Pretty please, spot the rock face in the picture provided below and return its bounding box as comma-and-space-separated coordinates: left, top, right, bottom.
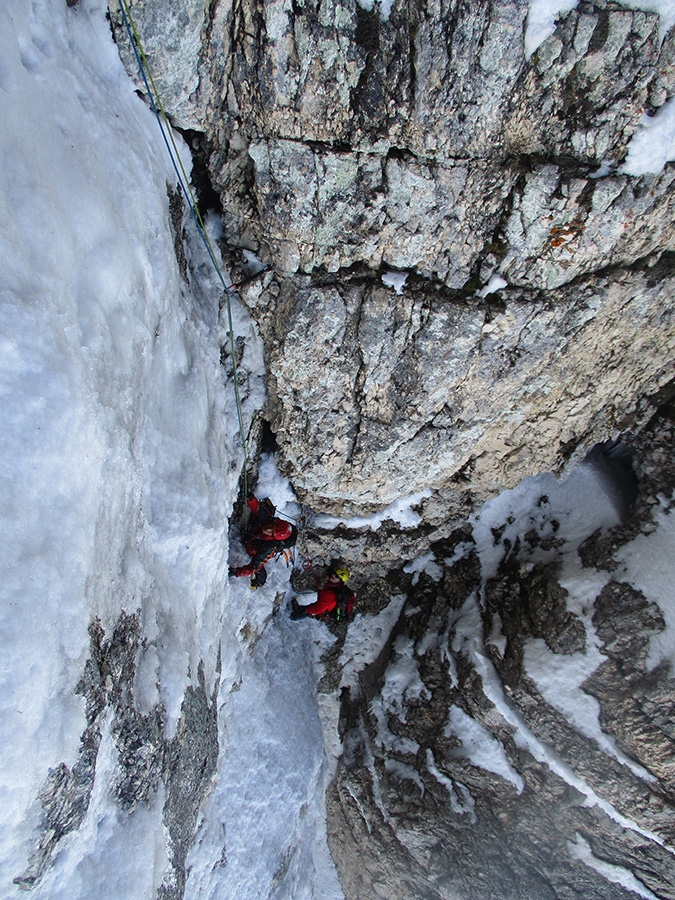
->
321, 400, 675, 900
111, 0, 675, 533
108, 4, 675, 899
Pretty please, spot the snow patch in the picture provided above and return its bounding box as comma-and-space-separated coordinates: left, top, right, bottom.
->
615, 497, 675, 674
356, 0, 396, 22
444, 541, 473, 567
616, 0, 675, 41
590, 159, 617, 179
470, 463, 620, 582
478, 274, 508, 297
312, 490, 431, 532
381, 269, 409, 294
241, 248, 267, 275
445, 705, 524, 793
371, 694, 420, 756
426, 750, 476, 820
526, 1, 673, 59
621, 99, 675, 177
385, 759, 425, 796
381, 634, 430, 722
525, 0, 579, 57
568, 834, 659, 900
340, 593, 407, 687
487, 612, 507, 656
456, 594, 670, 849
403, 552, 443, 585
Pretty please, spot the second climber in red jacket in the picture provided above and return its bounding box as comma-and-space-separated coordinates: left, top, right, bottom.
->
291, 567, 356, 621
229, 495, 297, 587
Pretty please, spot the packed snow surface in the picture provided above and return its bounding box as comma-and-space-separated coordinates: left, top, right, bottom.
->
621, 99, 675, 176
312, 489, 431, 531
0, 2, 340, 898
444, 706, 524, 794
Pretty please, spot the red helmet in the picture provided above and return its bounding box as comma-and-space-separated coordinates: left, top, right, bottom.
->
273, 519, 292, 541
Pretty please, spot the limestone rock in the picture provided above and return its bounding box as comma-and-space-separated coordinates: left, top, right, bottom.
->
246, 263, 675, 523
322, 402, 675, 900
112, 0, 675, 533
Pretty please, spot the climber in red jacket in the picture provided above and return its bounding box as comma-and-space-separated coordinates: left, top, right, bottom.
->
291, 567, 356, 622
229, 495, 297, 587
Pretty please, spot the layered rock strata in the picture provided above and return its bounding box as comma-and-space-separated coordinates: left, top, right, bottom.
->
112, 0, 675, 532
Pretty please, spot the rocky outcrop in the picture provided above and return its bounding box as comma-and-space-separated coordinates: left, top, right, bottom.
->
253, 259, 674, 519
322, 400, 675, 900
111, 0, 675, 536
104, 4, 675, 898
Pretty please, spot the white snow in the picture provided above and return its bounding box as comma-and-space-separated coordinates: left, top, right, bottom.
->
381, 634, 430, 721
464, 460, 669, 828
617, 1, 675, 40
524, 549, 656, 782
312, 489, 431, 531
487, 611, 507, 656
3, 0, 674, 895
568, 834, 660, 900
426, 749, 476, 819
478, 274, 508, 298
385, 759, 425, 796
444, 540, 473, 567
615, 497, 675, 674
525, 0, 579, 57
456, 595, 670, 850
339, 593, 407, 688
0, 2, 340, 898
381, 269, 409, 294
470, 462, 620, 581
356, 0, 396, 22
241, 248, 267, 275
621, 99, 675, 176
370, 694, 420, 756
525, 0, 674, 58
590, 159, 618, 179
403, 551, 443, 585
523, 628, 655, 781
444, 705, 525, 793
184, 615, 343, 900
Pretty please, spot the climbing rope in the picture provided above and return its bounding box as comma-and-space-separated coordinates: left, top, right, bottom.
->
115, 0, 251, 496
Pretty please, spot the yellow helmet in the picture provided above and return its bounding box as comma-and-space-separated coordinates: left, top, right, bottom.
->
334, 566, 349, 583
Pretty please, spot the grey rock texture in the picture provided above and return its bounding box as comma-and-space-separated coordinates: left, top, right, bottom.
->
251, 260, 674, 520
111, 0, 675, 536
321, 401, 675, 900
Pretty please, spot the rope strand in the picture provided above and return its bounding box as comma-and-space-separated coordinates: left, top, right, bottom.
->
116, 0, 250, 496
